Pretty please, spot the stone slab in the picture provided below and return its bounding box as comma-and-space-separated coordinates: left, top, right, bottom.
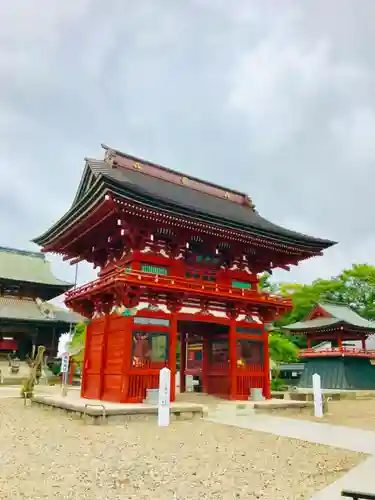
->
32, 393, 205, 424
254, 400, 313, 409
292, 389, 375, 401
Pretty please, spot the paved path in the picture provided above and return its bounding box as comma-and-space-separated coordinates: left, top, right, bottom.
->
208, 407, 375, 499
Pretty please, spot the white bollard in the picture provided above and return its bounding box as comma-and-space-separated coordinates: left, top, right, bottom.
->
158, 367, 171, 427
61, 352, 70, 397
312, 373, 323, 418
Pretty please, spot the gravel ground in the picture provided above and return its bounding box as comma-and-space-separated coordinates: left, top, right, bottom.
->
0, 399, 365, 500
259, 399, 375, 431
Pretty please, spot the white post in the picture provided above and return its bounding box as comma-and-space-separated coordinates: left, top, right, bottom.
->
158, 367, 171, 427
312, 373, 323, 418
61, 352, 70, 397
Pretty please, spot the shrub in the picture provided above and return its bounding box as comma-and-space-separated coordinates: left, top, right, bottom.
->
271, 378, 287, 392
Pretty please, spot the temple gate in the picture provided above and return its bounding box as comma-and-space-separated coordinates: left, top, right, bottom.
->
33, 144, 335, 403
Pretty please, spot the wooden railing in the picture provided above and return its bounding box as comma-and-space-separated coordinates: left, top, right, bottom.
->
65, 269, 292, 308
341, 490, 375, 499
300, 347, 375, 359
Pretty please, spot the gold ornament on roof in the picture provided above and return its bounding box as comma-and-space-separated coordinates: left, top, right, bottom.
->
104, 149, 116, 164
224, 191, 230, 199
244, 195, 255, 211
180, 176, 188, 185
133, 162, 142, 170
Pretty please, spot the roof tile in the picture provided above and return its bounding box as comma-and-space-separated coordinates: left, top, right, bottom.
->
0, 247, 72, 288
0, 296, 82, 324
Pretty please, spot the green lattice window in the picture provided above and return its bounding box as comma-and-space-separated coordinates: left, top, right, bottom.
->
141, 264, 168, 275
186, 270, 215, 282
236, 327, 263, 335
232, 280, 253, 289
195, 255, 220, 265
123, 265, 132, 274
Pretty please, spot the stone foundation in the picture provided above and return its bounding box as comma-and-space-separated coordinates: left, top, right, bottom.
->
32, 395, 205, 425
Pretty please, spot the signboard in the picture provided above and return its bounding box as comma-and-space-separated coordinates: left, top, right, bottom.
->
312, 373, 323, 418
61, 352, 70, 374
158, 367, 171, 427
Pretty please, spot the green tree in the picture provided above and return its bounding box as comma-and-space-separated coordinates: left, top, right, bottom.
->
269, 333, 298, 364
277, 264, 375, 324
67, 322, 87, 364
333, 264, 375, 320
258, 272, 279, 292
277, 279, 343, 325
271, 264, 375, 348
269, 333, 299, 391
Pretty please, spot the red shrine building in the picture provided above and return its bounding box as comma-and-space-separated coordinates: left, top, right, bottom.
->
33, 145, 335, 403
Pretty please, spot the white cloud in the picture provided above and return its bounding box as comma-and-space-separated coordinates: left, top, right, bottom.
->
330, 107, 375, 165
228, 31, 368, 152
0, 0, 91, 42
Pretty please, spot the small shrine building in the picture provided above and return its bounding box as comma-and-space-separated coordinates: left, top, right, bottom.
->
0, 246, 81, 359
33, 144, 335, 402
284, 302, 375, 390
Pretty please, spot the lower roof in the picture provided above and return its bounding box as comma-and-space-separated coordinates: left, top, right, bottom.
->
283, 302, 375, 332
0, 296, 82, 325
283, 317, 341, 330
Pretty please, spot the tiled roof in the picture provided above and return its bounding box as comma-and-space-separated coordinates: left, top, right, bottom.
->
0, 296, 82, 324
33, 146, 336, 252
283, 302, 375, 331
317, 302, 375, 328
283, 317, 339, 330
0, 247, 72, 288
89, 159, 336, 248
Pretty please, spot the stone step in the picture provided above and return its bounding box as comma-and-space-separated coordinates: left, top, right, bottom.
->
210, 401, 256, 417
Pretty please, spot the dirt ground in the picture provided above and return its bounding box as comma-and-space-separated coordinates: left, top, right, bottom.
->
0, 399, 365, 500
259, 399, 375, 430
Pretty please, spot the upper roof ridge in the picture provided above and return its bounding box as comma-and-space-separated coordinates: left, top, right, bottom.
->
100, 143, 256, 210
318, 300, 351, 308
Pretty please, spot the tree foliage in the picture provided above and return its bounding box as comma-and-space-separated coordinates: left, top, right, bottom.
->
258, 273, 279, 293
335, 264, 375, 319
269, 333, 298, 364
67, 322, 87, 364
268, 264, 375, 349
277, 265, 375, 323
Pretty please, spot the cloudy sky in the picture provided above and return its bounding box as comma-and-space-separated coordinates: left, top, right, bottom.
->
1, 0, 374, 304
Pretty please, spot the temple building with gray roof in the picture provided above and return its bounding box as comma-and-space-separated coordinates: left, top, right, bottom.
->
0, 246, 82, 359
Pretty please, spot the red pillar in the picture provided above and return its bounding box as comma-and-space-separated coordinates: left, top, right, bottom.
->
180, 331, 186, 393
263, 328, 271, 399
120, 316, 134, 403
362, 337, 367, 351
169, 311, 178, 402
229, 318, 237, 400
98, 314, 110, 399
81, 321, 92, 398
337, 331, 343, 351
202, 334, 210, 393
68, 361, 76, 385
